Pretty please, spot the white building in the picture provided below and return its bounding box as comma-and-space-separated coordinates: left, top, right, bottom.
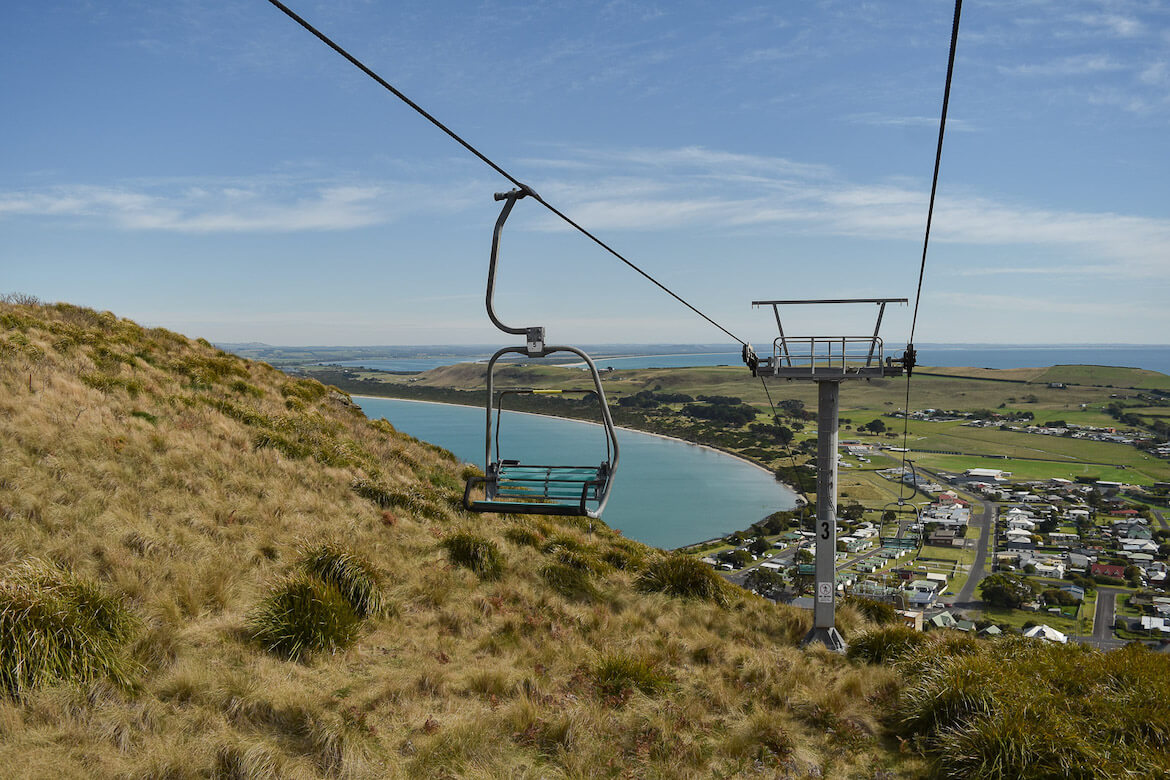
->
1023, 624, 1068, 643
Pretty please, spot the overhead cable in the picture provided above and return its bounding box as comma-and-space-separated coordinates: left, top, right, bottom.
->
909, 0, 962, 344
265, 0, 747, 347
900, 0, 962, 501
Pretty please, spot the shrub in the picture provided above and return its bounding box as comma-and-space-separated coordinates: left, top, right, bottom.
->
281, 378, 328, 403
540, 563, 597, 602
592, 652, 671, 700
935, 701, 1104, 780
845, 596, 900, 625
601, 546, 645, 571
504, 525, 544, 548
300, 544, 385, 618
0, 559, 139, 697
441, 532, 503, 580
351, 479, 448, 520
229, 379, 264, 398
249, 575, 362, 661
635, 554, 729, 605
549, 547, 605, 575
847, 625, 927, 665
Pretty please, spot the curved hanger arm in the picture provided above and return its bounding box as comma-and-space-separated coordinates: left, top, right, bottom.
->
485, 187, 545, 353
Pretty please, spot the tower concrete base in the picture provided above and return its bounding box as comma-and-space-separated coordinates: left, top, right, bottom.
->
800, 626, 847, 654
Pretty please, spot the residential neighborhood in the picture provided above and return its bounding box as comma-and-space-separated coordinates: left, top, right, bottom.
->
694, 445, 1170, 649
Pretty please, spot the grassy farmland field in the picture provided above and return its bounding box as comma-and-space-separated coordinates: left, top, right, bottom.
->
311, 359, 1170, 487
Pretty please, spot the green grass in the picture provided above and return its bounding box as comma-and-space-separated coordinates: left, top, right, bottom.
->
591, 651, 672, 700
248, 574, 362, 661
893, 638, 1170, 778
1036, 364, 1170, 391
441, 531, 504, 580
1, 559, 140, 697
539, 562, 598, 602
979, 605, 1087, 635
299, 543, 386, 618
915, 544, 974, 564
847, 625, 928, 664
635, 553, 731, 605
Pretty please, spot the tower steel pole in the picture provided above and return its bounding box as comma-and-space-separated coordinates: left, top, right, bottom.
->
802, 379, 847, 652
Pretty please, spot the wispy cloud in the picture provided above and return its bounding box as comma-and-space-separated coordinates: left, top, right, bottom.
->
845, 113, 977, 132
1140, 61, 1169, 87
931, 291, 1158, 318
5, 145, 1169, 282
0, 177, 478, 233
999, 54, 1124, 77
1073, 13, 1143, 39
521, 146, 1170, 280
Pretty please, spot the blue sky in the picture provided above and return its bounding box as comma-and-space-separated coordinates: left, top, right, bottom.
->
2, 1, 1168, 346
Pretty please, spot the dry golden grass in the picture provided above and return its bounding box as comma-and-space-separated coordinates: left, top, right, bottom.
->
0, 299, 932, 777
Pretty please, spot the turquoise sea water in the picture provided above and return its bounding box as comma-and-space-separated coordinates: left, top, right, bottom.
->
355, 397, 798, 550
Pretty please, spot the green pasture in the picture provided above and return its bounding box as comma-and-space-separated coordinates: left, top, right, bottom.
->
915, 544, 975, 564
355, 360, 1170, 485
909, 453, 1149, 484
980, 605, 1090, 636
1035, 364, 1170, 391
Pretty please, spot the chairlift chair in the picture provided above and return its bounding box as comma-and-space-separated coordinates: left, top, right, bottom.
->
877, 500, 924, 551
461, 188, 619, 519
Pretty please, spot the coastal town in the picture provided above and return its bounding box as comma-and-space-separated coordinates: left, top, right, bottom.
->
698, 444, 1170, 649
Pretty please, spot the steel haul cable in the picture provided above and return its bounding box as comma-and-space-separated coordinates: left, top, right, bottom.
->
898, 0, 963, 502
758, 375, 811, 503
265, 0, 747, 348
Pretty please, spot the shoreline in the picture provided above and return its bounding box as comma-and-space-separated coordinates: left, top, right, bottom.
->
351, 394, 805, 549
351, 394, 795, 486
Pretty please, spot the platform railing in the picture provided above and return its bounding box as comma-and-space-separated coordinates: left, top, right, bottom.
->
766, 335, 886, 376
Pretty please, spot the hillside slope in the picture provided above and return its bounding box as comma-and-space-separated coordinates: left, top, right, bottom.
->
4, 299, 1169, 779
0, 300, 918, 777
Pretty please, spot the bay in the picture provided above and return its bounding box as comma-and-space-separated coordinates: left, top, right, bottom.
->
354, 397, 798, 550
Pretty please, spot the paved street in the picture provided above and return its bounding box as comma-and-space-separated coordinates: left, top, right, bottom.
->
955, 491, 995, 608
1075, 587, 1127, 650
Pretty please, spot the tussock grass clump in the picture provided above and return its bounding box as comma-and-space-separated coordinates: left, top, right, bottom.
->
79, 372, 144, 398
441, 532, 503, 580
503, 524, 544, 548
248, 575, 361, 661
847, 625, 927, 665
723, 710, 795, 762
540, 562, 598, 602
591, 651, 671, 700
351, 478, 449, 520
894, 636, 1170, 778
844, 595, 900, 625
281, 377, 329, 403
635, 553, 730, 605
548, 546, 606, 575
299, 543, 385, 618
0, 558, 139, 697
601, 544, 645, 571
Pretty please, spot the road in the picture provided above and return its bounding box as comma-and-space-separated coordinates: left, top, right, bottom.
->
955, 491, 996, 608
912, 465, 994, 609
1076, 586, 1127, 650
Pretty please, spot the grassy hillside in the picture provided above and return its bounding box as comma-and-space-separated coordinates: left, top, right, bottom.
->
2, 299, 1168, 779
0, 300, 914, 777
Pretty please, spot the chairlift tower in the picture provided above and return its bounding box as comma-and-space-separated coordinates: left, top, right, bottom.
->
745, 298, 910, 652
